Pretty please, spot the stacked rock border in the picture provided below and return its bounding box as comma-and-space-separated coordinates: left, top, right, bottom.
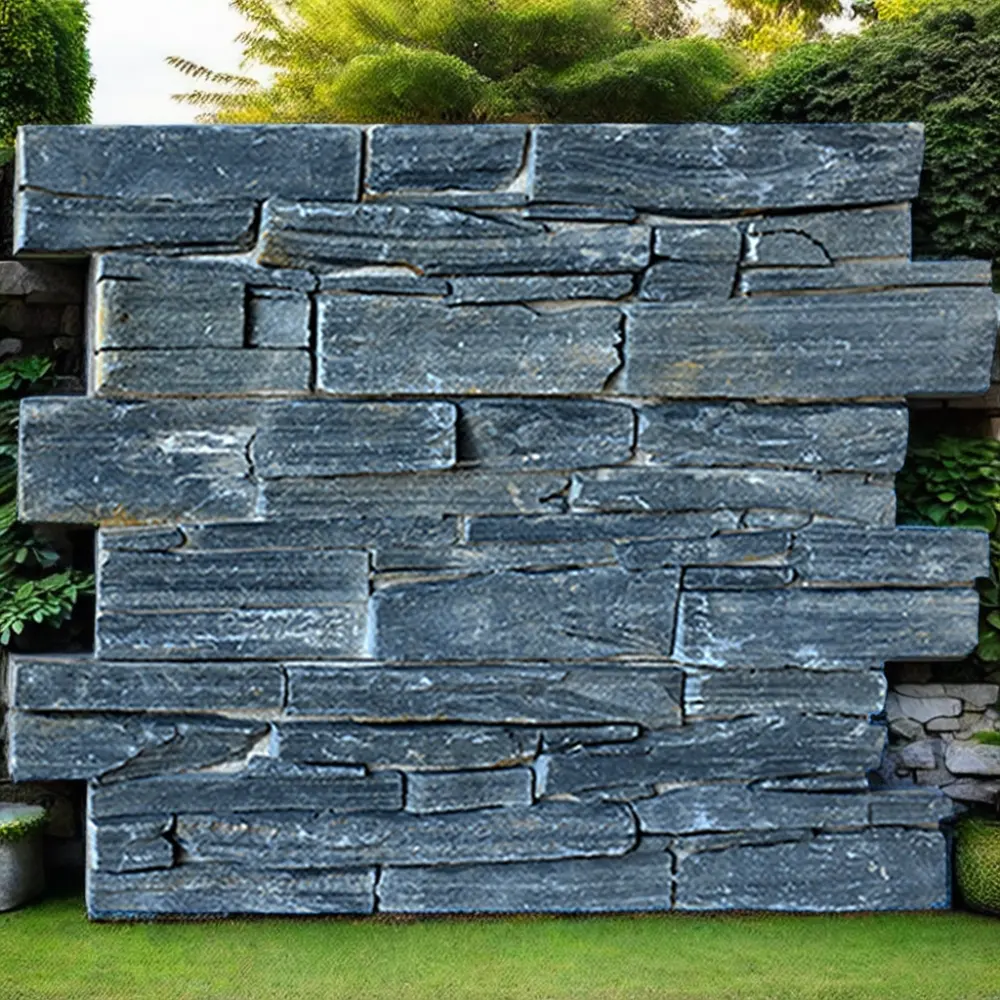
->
6, 122, 998, 919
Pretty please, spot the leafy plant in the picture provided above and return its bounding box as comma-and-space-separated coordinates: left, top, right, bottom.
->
973, 731, 1000, 746
0, 356, 92, 647
0, 806, 46, 845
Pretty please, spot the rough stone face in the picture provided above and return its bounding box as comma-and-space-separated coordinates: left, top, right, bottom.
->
374, 541, 616, 573
741, 259, 991, 295
653, 224, 743, 262
465, 511, 740, 544
89, 818, 174, 873
944, 741, 1000, 776
318, 269, 449, 296
405, 769, 534, 814
248, 289, 311, 348
447, 274, 633, 304
868, 789, 955, 827
639, 262, 736, 301
615, 530, 791, 572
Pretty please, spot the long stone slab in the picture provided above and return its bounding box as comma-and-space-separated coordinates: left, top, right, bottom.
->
621, 289, 997, 398
405, 769, 534, 814
447, 274, 633, 304
8, 658, 284, 712
639, 261, 736, 302
536, 716, 886, 795
636, 403, 908, 472
87, 866, 376, 918
673, 829, 948, 911
372, 568, 680, 661
615, 530, 791, 572
96, 606, 369, 661
465, 511, 740, 544
378, 853, 672, 913
285, 664, 683, 728
175, 802, 637, 868
317, 296, 622, 396
458, 399, 633, 470
530, 124, 924, 212
675, 588, 980, 667
570, 468, 896, 526
741, 259, 991, 295
7, 712, 268, 782
93, 252, 318, 292
374, 541, 617, 573
89, 818, 175, 873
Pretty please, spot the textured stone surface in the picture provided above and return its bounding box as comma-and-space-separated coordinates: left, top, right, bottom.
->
944, 741, 1000, 776
867, 789, 955, 827
615, 530, 791, 571
639, 262, 736, 302
621, 289, 997, 398
653, 223, 743, 262
374, 541, 616, 573
317, 296, 622, 396
447, 274, 633, 304
741, 259, 990, 295
318, 268, 449, 295
248, 289, 311, 348
465, 511, 740, 544
405, 769, 534, 814
89, 818, 174, 873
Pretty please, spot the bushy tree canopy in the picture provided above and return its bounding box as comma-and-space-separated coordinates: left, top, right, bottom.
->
722, 0, 1000, 282
171, 0, 742, 123
0, 0, 93, 148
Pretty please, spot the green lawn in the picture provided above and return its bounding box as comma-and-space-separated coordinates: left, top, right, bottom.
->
1, 890, 998, 1000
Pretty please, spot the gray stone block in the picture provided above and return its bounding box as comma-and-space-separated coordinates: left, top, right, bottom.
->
14, 189, 257, 254
248, 289, 311, 348
93, 252, 317, 292
405, 769, 534, 814
675, 588, 980, 667
19, 398, 256, 524
176, 801, 636, 868
615, 530, 791, 572
636, 403, 909, 472
252, 400, 456, 478
318, 268, 450, 295
17, 124, 363, 201
9, 657, 284, 713
259, 200, 650, 275
276, 722, 541, 770
458, 399, 633, 470
741, 259, 991, 295
447, 274, 633, 305
639, 262, 736, 301
96, 606, 369, 661
530, 124, 924, 211
570, 468, 895, 526
541, 726, 640, 752
8, 712, 268, 782
378, 853, 672, 913
89, 767, 404, 820
523, 203, 638, 222
95, 349, 311, 397
673, 829, 948, 911
89, 818, 174, 873
621, 289, 998, 398
634, 785, 869, 835
682, 567, 793, 590
536, 716, 885, 795
374, 541, 616, 573
317, 296, 621, 396
285, 664, 683, 728
465, 511, 740, 544
87, 866, 376, 918
373, 567, 680, 661
868, 789, 955, 827
100, 528, 190, 552
98, 547, 370, 610
366, 125, 527, 193
653, 223, 743, 262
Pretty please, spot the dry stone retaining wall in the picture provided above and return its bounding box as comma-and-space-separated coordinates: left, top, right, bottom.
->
5, 122, 997, 919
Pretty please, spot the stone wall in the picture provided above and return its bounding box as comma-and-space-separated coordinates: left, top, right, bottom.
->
6, 123, 997, 919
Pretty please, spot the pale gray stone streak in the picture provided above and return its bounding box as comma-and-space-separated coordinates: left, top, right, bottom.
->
524, 203, 638, 222
89, 817, 176, 873
741, 259, 991, 295
682, 567, 794, 590
318, 269, 449, 295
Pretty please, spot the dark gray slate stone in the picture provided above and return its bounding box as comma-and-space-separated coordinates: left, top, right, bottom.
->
87, 866, 376, 918
373, 567, 680, 661
615, 530, 791, 572
98, 547, 370, 610
636, 403, 909, 472
95, 274, 246, 349
318, 268, 450, 296
537, 716, 886, 795
378, 853, 672, 913
18, 398, 256, 524
276, 722, 541, 770
570, 468, 896, 526
366, 125, 527, 193
248, 289, 311, 348
530, 124, 924, 212
639, 262, 736, 301
673, 829, 948, 911
176, 801, 637, 868
96, 528, 187, 552
259, 200, 650, 275
653, 224, 743, 262
14, 190, 257, 254
682, 567, 793, 590
789, 525, 989, 586
541, 726, 640, 752
96, 606, 369, 661
684, 667, 886, 719
262, 470, 571, 520
675, 588, 980, 667
405, 769, 534, 814
743, 206, 912, 263
317, 296, 621, 396
447, 275, 633, 305
8, 712, 268, 782
740, 259, 991, 295
634, 785, 869, 835
868, 789, 955, 827
95, 349, 311, 397
523, 203, 637, 222
90, 818, 175, 873
374, 540, 616, 573
465, 510, 740, 544
17, 125, 363, 202
9, 657, 284, 712
285, 664, 683, 728
458, 400, 633, 470
621, 289, 998, 398
89, 768, 403, 820
94, 252, 317, 292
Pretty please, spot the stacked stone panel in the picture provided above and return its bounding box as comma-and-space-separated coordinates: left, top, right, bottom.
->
7, 122, 996, 918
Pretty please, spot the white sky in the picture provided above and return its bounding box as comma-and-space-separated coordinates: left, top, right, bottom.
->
88, 1, 856, 125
